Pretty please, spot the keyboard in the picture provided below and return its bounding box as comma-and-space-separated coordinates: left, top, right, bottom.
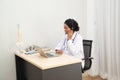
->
46, 53, 55, 57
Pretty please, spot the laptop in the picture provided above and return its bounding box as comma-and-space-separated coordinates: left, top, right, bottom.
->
35, 45, 59, 58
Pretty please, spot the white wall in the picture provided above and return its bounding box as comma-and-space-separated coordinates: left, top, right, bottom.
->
0, 0, 87, 80
86, 0, 99, 76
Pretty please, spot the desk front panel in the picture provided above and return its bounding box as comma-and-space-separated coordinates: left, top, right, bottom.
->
15, 54, 82, 80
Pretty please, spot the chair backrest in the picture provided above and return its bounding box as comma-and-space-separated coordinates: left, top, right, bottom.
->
83, 39, 93, 71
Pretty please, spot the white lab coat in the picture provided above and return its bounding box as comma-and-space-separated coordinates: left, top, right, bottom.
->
55, 32, 85, 68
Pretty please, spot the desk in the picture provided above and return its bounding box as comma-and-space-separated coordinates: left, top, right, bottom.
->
15, 53, 82, 80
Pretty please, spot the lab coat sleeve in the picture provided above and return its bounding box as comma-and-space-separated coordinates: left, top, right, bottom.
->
55, 36, 65, 50
67, 37, 84, 59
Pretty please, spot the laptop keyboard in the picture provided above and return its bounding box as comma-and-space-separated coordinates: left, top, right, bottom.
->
46, 53, 54, 57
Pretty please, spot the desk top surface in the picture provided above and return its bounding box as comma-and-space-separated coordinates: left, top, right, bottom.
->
15, 53, 81, 70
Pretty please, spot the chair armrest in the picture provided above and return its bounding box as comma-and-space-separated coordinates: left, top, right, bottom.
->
89, 57, 94, 59
82, 57, 94, 60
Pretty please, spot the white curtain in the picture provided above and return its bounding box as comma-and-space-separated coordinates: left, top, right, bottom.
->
95, 0, 120, 80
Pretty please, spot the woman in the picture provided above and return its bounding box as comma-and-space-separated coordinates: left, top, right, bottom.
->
55, 18, 84, 68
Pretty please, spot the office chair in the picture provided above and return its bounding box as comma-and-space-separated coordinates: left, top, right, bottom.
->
82, 39, 93, 73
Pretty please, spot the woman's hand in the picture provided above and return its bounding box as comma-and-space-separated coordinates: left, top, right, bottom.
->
67, 31, 73, 40
55, 50, 62, 55
67, 33, 73, 40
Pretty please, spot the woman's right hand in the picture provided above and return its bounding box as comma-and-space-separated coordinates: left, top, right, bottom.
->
55, 50, 62, 55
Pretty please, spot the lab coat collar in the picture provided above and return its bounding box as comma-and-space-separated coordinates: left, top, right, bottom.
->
65, 31, 78, 41
71, 32, 78, 40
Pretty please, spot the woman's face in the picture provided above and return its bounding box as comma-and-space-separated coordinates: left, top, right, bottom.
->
64, 24, 72, 34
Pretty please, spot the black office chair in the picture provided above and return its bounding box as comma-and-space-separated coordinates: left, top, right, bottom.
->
82, 39, 93, 73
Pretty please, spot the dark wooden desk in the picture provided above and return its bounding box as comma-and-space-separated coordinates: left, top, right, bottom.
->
15, 53, 82, 80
